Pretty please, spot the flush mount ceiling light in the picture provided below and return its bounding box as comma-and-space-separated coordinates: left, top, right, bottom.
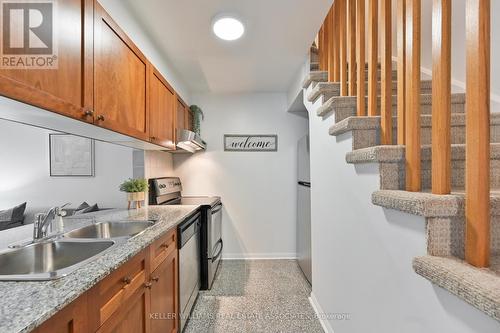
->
212, 16, 245, 41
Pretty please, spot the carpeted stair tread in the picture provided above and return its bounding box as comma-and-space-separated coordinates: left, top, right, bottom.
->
317, 92, 466, 118
330, 113, 500, 150
413, 255, 500, 322
346, 143, 500, 164
302, 71, 328, 88
371, 189, 500, 217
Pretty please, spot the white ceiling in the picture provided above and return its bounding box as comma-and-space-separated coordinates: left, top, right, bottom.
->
124, 0, 332, 93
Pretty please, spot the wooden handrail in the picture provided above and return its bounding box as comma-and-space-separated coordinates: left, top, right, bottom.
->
356, 0, 366, 116
380, 0, 393, 145
405, 0, 421, 192
367, 0, 378, 116
465, 0, 490, 268
347, 0, 357, 96
432, 0, 452, 195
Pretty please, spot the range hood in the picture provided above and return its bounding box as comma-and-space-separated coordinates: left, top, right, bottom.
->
175, 129, 206, 153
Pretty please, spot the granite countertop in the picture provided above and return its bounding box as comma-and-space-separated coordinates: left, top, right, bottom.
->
0, 205, 199, 333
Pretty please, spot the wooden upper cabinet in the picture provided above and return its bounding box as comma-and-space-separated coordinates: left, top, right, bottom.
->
34, 293, 88, 333
0, 0, 94, 123
185, 105, 193, 132
149, 67, 176, 149
94, 1, 149, 141
176, 97, 186, 132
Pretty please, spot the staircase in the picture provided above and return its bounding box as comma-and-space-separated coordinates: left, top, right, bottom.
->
304, 0, 500, 325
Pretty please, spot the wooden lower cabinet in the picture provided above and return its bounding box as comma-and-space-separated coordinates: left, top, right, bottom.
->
35, 229, 179, 333
96, 285, 150, 333
150, 248, 178, 333
34, 294, 88, 333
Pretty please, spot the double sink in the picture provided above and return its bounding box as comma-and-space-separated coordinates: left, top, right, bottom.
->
0, 220, 155, 281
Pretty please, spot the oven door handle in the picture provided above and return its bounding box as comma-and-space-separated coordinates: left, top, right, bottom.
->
209, 239, 223, 262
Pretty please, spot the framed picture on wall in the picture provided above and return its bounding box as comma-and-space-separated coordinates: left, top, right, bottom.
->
49, 134, 95, 177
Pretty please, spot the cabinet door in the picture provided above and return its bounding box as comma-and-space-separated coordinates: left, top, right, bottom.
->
185, 105, 193, 132
35, 294, 88, 333
0, 0, 94, 123
176, 97, 186, 132
97, 285, 150, 333
150, 248, 178, 333
149, 67, 175, 149
94, 1, 149, 141
87, 249, 149, 332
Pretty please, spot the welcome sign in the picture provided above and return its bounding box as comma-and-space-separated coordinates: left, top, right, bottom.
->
224, 135, 278, 152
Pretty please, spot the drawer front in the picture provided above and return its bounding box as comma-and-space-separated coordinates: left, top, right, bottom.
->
89, 249, 149, 329
150, 228, 177, 271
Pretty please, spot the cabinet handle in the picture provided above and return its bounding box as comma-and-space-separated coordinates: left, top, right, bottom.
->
122, 276, 132, 285
162, 243, 169, 249
144, 282, 152, 289
83, 109, 94, 117
97, 115, 105, 121
151, 277, 160, 282
150, 136, 156, 141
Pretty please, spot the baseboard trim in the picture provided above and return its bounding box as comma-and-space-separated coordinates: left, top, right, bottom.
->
221, 253, 297, 260
309, 292, 334, 333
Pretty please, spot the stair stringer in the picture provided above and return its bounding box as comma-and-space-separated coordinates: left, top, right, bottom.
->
303, 83, 500, 332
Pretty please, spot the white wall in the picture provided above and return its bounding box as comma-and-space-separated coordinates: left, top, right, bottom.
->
304, 87, 500, 332
0, 120, 133, 216
173, 93, 308, 259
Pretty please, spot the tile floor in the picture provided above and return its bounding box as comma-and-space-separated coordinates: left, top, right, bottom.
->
184, 260, 324, 333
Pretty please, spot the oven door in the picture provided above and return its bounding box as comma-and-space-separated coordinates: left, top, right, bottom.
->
207, 203, 223, 288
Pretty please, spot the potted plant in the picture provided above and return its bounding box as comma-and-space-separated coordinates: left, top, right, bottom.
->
189, 105, 204, 136
119, 178, 148, 209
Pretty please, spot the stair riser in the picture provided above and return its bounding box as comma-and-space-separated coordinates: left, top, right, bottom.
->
350, 123, 500, 150
333, 98, 465, 123
426, 216, 500, 259
378, 159, 500, 191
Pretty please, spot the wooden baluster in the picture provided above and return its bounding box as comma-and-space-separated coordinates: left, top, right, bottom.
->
318, 26, 324, 70
322, 19, 329, 70
432, 0, 451, 194
397, 0, 406, 144
328, 6, 336, 82
340, 0, 348, 95
465, 0, 490, 268
405, 0, 421, 191
323, 9, 331, 78
334, 3, 341, 81
381, 0, 393, 145
356, 0, 366, 116
368, 0, 378, 115
348, 0, 357, 96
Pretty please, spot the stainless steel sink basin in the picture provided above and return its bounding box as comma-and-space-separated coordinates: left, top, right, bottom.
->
63, 221, 155, 239
0, 240, 115, 281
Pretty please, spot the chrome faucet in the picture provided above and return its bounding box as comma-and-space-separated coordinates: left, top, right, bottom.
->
33, 203, 70, 241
